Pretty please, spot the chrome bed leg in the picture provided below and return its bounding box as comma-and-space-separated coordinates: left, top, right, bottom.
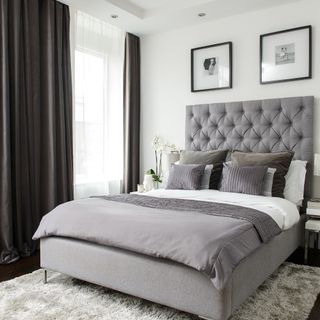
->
199, 316, 213, 320
43, 269, 48, 284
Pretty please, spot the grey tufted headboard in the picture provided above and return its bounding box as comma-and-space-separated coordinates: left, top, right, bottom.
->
186, 96, 314, 200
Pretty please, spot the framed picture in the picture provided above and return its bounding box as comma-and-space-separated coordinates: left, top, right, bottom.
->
260, 25, 312, 84
191, 42, 232, 92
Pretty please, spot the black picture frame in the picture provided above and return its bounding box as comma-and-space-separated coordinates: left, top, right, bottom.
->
191, 42, 232, 92
260, 25, 312, 85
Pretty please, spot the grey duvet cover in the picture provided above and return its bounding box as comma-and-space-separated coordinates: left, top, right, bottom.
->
33, 195, 281, 289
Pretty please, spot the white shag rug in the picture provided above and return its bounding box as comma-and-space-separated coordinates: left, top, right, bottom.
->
0, 263, 319, 320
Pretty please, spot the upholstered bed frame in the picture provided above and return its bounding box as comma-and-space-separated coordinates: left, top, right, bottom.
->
185, 96, 314, 202
41, 96, 314, 320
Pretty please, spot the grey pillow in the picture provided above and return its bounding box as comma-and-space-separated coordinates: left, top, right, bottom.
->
219, 164, 268, 195
180, 150, 228, 190
166, 164, 205, 190
224, 162, 276, 197
180, 150, 228, 165
230, 151, 294, 198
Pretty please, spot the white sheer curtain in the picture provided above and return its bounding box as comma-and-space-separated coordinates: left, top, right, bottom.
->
71, 11, 125, 198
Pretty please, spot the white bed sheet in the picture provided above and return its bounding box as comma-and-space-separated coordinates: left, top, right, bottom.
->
138, 189, 300, 230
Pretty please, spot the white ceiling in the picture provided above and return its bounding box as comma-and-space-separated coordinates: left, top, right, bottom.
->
61, 0, 303, 35
123, 0, 212, 13
126, 0, 173, 11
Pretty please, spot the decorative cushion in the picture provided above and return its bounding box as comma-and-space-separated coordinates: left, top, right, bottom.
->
230, 151, 294, 198
166, 164, 205, 190
200, 165, 214, 189
225, 162, 276, 197
262, 168, 276, 197
209, 163, 224, 189
219, 164, 268, 195
179, 150, 228, 165
284, 160, 307, 206
180, 150, 228, 190
166, 161, 212, 189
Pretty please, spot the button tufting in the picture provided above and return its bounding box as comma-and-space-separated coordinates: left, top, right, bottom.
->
187, 99, 309, 162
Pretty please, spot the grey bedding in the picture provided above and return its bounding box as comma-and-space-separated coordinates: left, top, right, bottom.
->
33, 195, 281, 289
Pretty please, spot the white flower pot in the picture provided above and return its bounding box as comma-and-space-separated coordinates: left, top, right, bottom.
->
143, 174, 154, 192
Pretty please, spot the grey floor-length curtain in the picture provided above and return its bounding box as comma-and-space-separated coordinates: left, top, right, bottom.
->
123, 33, 140, 193
0, 0, 73, 264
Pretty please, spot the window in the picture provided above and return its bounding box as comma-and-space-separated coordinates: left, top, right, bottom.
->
75, 50, 105, 185
72, 11, 125, 198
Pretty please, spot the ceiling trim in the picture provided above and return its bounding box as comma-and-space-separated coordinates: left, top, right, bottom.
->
106, 0, 144, 18
60, 0, 304, 35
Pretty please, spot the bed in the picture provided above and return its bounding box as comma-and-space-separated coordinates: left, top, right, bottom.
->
37, 96, 313, 320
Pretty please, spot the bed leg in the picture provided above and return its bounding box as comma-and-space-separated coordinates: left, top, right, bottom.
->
199, 316, 213, 320
43, 269, 48, 284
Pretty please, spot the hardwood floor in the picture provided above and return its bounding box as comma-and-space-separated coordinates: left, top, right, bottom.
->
308, 293, 320, 320
0, 249, 319, 319
0, 251, 40, 283
287, 247, 320, 267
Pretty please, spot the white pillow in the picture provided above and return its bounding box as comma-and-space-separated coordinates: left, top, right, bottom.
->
284, 160, 307, 206
262, 168, 276, 197
200, 165, 214, 189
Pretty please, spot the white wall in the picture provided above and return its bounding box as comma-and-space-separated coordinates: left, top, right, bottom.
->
140, 0, 320, 194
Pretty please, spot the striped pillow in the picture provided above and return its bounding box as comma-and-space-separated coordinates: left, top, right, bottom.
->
166, 164, 205, 190
219, 164, 268, 195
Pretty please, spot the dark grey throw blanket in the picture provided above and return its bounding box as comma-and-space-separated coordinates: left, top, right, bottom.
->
33, 194, 281, 289
98, 195, 280, 243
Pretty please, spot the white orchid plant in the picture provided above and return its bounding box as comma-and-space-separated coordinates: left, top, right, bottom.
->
147, 136, 176, 184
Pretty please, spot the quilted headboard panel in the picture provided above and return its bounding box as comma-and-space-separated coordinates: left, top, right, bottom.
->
186, 96, 314, 199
